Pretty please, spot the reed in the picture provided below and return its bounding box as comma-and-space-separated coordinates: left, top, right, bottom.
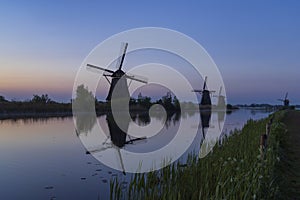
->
110, 111, 287, 199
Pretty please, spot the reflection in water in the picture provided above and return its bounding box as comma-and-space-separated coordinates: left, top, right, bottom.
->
217, 110, 226, 131
82, 113, 148, 174
198, 108, 228, 158
75, 113, 97, 136
75, 109, 224, 170
0, 108, 274, 199
106, 113, 130, 148
200, 109, 211, 138
217, 110, 226, 145
0, 116, 70, 125
130, 112, 150, 126
198, 108, 214, 158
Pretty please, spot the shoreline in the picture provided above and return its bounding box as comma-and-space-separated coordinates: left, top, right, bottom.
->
110, 110, 293, 199
0, 112, 73, 120
0, 108, 234, 120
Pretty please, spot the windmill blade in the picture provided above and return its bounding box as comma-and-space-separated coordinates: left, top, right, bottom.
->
285, 92, 288, 100
203, 76, 207, 90
116, 42, 128, 70
86, 145, 111, 154
192, 89, 215, 94
125, 136, 147, 144
115, 147, 126, 175
219, 86, 223, 96
87, 64, 114, 74
125, 75, 148, 84
192, 89, 203, 93
125, 72, 148, 84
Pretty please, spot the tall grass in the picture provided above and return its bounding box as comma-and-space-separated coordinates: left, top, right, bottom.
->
110, 111, 287, 199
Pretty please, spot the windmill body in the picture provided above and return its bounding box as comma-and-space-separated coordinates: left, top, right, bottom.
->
192, 76, 215, 108
106, 69, 129, 101
200, 90, 212, 106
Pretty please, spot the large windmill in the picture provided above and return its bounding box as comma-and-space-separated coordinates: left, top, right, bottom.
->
192, 76, 215, 107
87, 43, 147, 102
277, 92, 289, 106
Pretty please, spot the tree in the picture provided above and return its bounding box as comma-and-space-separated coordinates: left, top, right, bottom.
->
161, 92, 175, 111
0, 95, 8, 102
173, 96, 180, 110
73, 84, 96, 112
31, 94, 51, 104
136, 93, 152, 109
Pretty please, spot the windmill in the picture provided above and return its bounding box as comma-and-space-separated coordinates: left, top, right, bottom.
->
192, 76, 215, 107
87, 43, 147, 102
213, 86, 226, 109
277, 92, 289, 106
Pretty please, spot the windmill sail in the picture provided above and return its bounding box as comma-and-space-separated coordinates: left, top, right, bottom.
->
86, 42, 147, 102
116, 43, 128, 70
277, 92, 290, 106
87, 64, 114, 74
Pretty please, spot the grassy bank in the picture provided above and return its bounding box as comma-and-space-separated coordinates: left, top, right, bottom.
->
110, 111, 288, 199
275, 110, 300, 199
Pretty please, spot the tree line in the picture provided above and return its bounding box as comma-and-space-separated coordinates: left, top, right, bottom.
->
0, 84, 192, 115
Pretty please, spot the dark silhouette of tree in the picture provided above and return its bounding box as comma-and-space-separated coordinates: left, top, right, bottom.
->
173, 95, 180, 111
73, 84, 96, 112
31, 94, 52, 104
137, 92, 152, 109
129, 97, 137, 105
0, 96, 8, 102
159, 92, 175, 111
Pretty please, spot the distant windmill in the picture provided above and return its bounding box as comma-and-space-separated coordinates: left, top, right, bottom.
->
192, 76, 215, 107
213, 86, 226, 108
87, 43, 147, 102
277, 92, 289, 106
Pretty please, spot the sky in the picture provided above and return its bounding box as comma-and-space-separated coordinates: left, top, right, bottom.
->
0, 0, 299, 104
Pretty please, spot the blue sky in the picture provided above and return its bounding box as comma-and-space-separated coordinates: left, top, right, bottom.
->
0, 0, 299, 104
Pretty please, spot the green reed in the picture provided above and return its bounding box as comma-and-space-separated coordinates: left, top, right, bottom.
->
110, 111, 287, 200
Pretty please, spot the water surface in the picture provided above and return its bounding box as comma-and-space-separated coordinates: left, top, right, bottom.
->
0, 108, 271, 199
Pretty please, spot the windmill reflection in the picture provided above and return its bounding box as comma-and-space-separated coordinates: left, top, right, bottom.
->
217, 110, 225, 131
106, 113, 130, 148
85, 113, 147, 175
200, 109, 212, 139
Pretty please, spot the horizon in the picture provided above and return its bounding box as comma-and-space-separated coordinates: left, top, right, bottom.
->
1, 91, 298, 107
1, 1, 300, 104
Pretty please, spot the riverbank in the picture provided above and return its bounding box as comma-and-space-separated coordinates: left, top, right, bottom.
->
110, 110, 291, 199
276, 110, 300, 199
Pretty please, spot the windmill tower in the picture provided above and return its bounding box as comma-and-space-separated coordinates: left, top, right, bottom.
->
214, 86, 226, 109
192, 76, 215, 107
87, 43, 147, 102
278, 92, 289, 106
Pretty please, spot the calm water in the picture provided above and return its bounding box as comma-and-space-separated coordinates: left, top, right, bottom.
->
0, 109, 271, 199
